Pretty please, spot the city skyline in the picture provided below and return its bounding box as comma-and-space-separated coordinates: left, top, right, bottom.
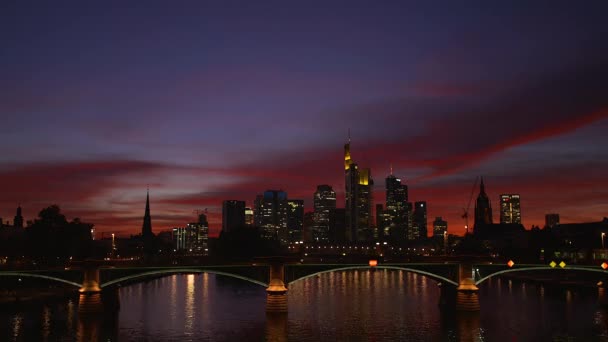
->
1, 2, 607, 236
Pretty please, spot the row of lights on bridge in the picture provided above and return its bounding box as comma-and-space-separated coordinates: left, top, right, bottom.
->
507, 259, 608, 270
296, 245, 433, 252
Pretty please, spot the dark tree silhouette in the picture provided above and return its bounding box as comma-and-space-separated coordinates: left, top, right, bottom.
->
26, 205, 98, 262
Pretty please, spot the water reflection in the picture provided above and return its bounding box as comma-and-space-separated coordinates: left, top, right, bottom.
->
41, 306, 50, 341
2, 271, 608, 341
184, 274, 195, 334
77, 310, 119, 342
12, 313, 23, 340
456, 313, 483, 342
266, 313, 288, 342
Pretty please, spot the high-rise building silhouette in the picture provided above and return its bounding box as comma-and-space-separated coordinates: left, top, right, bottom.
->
385, 173, 408, 241
545, 213, 560, 228
13, 205, 23, 228
287, 199, 304, 242
474, 177, 493, 231
344, 136, 374, 242
303, 211, 315, 243
244, 207, 254, 227
499, 194, 521, 224
142, 190, 153, 237
376, 203, 387, 237
254, 190, 289, 244
405, 202, 414, 240
413, 201, 427, 239
222, 200, 246, 233
313, 185, 336, 243
330, 208, 347, 243
173, 214, 208, 255
433, 217, 448, 237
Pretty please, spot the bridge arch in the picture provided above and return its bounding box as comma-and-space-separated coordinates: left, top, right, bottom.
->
287, 265, 459, 286
100, 268, 268, 288
0, 272, 82, 288
475, 266, 608, 286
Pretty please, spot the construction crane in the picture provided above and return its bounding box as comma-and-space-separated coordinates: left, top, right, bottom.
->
461, 176, 479, 235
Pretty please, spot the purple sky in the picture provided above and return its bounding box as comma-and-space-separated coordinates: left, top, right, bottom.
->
1, 1, 607, 237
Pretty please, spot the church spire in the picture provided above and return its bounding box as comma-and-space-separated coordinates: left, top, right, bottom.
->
480, 176, 485, 194
142, 188, 152, 237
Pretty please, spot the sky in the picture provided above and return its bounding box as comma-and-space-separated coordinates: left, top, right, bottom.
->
1, 1, 607, 237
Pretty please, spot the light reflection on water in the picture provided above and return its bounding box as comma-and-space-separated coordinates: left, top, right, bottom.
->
1, 270, 608, 341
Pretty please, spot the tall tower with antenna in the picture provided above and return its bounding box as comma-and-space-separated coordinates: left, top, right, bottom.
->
344, 130, 374, 242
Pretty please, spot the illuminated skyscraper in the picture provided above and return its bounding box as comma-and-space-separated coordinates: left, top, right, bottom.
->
385, 173, 408, 241
254, 190, 288, 244
313, 185, 336, 242
474, 177, 493, 232
172, 216, 209, 255
413, 201, 428, 239
433, 217, 448, 237
222, 200, 246, 233
244, 207, 254, 227
142, 190, 153, 237
406, 202, 415, 240
376, 203, 388, 237
344, 136, 374, 242
287, 200, 304, 242
499, 194, 521, 224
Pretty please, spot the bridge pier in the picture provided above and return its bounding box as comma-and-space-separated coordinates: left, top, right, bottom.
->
266, 262, 288, 313
455, 263, 480, 311
79, 261, 101, 294
78, 293, 104, 315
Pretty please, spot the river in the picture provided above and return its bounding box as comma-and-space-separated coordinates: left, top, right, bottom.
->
1, 269, 607, 341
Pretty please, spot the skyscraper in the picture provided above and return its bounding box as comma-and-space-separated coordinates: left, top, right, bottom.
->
13, 205, 23, 228
433, 217, 448, 237
254, 190, 289, 244
474, 177, 493, 231
244, 207, 254, 227
173, 214, 208, 255
376, 203, 388, 237
222, 200, 246, 233
545, 213, 560, 228
330, 208, 347, 243
287, 200, 304, 243
385, 173, 408, 241
499, 194, 521, 224
313, 185, 336, 242
344, 137, 374, 242
413, 201, 428, 239
142, 190, 153, 237
406, 202, 415, 240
